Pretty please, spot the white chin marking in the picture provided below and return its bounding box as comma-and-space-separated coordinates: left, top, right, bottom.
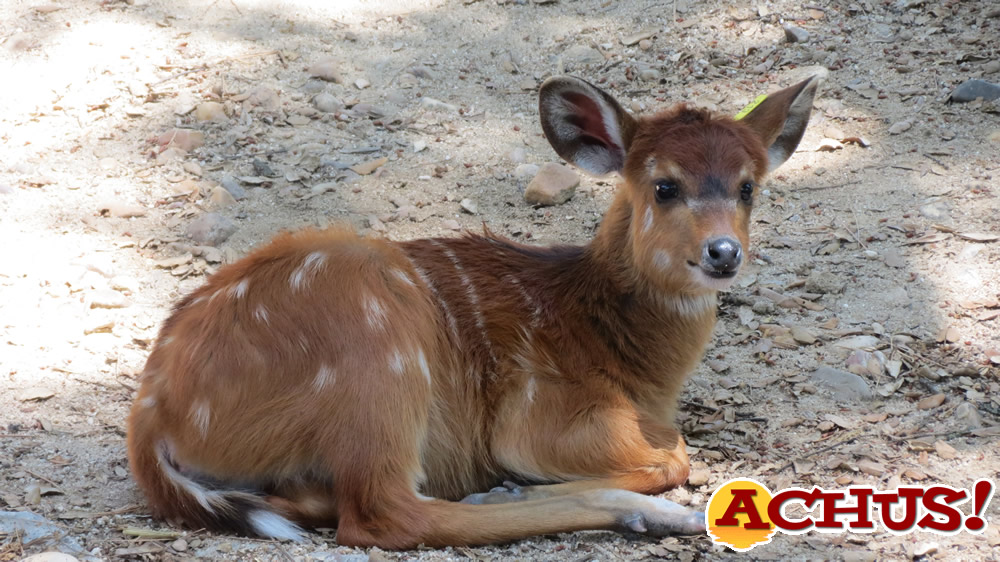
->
690, 266, 739, 292
248, 510, 304, 541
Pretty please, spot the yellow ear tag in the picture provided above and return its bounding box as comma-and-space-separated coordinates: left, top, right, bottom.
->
734, 94, 768, 120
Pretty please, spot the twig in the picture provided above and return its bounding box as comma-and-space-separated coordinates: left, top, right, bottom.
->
25, 469, 60, 487
800, 182, 851, 191
121, 527, 182, 539
890, 427, 983, 443
777, 431, 864, 472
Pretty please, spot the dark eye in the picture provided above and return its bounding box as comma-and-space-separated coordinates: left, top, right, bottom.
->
740, 182, 755, 203
654, 180, 679, 202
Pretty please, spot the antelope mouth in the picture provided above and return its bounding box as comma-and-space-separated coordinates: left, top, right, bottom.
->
687, 261, 740, 290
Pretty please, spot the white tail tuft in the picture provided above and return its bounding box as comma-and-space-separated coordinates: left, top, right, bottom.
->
248, 510, 304, 541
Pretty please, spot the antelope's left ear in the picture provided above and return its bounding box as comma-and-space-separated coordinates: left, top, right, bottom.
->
739, 75, 822, 173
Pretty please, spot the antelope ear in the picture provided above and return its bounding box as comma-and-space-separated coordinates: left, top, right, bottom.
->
739, 75, 822, 173
539, 76, 639, 176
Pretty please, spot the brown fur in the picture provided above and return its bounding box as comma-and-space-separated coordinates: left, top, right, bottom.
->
127, 75, 819, 548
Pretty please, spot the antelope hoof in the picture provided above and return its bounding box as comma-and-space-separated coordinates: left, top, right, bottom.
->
627, 496, 706, 537
459, 481, 525, 505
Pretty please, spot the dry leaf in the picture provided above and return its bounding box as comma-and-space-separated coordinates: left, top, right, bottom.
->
917, 393, 946, 410
956, 232, 999, 242
863, 412, 888, 423
350, 157, 388, 175
857, 459, 885, 476
934, 440, 957, 460
904, 232, 950, 245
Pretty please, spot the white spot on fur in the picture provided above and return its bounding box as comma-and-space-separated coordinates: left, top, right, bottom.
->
313, 364, 336, 390
506, 275, 543, 330
653, 249, 672, 273
365, 294, 388, 330
525, 377, 537, 403
289, 251, 327, 292
416, 492, 435, 501
642, 207, 654, 234
228, 279, 249, 299
254, 304, 270, 325
189, 296, 207, 307
248, 510, 304, 541
159, 336, 174, 347
190, 401, 210, 439
417, 348, 431, 385
393, 269, 416, 288
140, 395, 156, 408
389, 349, 405, 375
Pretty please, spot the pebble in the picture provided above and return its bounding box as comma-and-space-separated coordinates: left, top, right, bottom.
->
21, 553, 80, 562
308, 57, 343, 83
442, 219, 461, 231
790, 326, 817, 345
918, 200, 950, 221
638, 39, 652, 51
90, 290, 130, 309
110, 276, 139, 292
954, 401, 983, 428
220, 176, 248, 200
783, 25, 810, 43
687, 469, 711, 487
525, 163, 579, 206
245, 86, 280, 112
804, 271, 845, 294
413, 140, 427, 152
513, 163, 540, 180
948, 79, 1000, 102
354, 77, 371, 90
621, 30, 655, 46
171, 538, 188, 552
460, 198, 479, 215
811, 367, 873, 401
312, 93, 342, 113
253, 159, 277, 177
84, 318, 115, 335
183, 161, 203, 176
420, 97, 458, 112
194, 102, 226, 122
301, 79, 327, 94
508, 147, 527, 164
208, 186, 237, 209
186, 213, 237, 246
563, 45, 604, 66
98, 201, 146, 218
156, 147, 187, 165
366, 215, 387, 233
984, 61, 1000, 75
156, 129, 204, 151
888, 120, 912, 135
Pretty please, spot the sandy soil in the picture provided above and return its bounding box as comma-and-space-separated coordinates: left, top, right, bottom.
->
1, 0, 998, 560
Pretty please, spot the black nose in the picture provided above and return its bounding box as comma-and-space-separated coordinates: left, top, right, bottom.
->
702, 237, 742, 273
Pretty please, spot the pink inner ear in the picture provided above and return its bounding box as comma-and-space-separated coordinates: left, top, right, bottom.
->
563, 92, 620, 151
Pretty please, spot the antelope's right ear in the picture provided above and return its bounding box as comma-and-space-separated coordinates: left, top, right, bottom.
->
539, 76, 639, 176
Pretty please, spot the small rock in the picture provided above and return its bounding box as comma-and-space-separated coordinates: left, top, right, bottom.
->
508, 147, 527, 164
208, 186, 237, 209
984, 61, 1000, 75
783, 25, 810, 43
97, 201, 146, 218
638, 39, 652, 51
913, 542, 939, 557
366, 215, 386, 233
804, 271, 845, 294
308, 58, 343, 83
833, 335, 879, 350
171, 538, 188, 552
621, 30, 655, 46
883, 248, 906, 268
245, 86, 281, 112
156, 147, 187, 165
84, 318, 115, 335
460, 199, 478, 215
354, 77, 371, 90
811, 367, 873, 401
220, 176, 247, 200
687, 469, 710, 487
563, 45, 604, 66
18, 387, 55, 402
183, 161, 203, 176
934, 440, 957, 460
790, 326, 817, 345
253, 159, 277, 177
955, 401, 983, 428
948, 79, 1000, 103
195, 102, 226, 122
99, 157, 118, 171
420, 97, 459, 112
525, 163, 579, 206
156, 129, 204, 151
313, 93, 342, 113
21, 553, 80, 562
442, 219, 461, 231
413, 140, 427, 153
918, 201, 951, 221
888, 120, 912, 135
90, 290, 130, 309
186, 213, 237, 246
513, 163, 540, 180
350, 157, 388, 176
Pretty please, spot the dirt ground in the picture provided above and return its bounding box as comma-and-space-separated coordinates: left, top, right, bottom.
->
1, 0, 999, 560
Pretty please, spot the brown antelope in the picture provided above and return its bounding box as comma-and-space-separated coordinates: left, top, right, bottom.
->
128, 75, 819, 548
